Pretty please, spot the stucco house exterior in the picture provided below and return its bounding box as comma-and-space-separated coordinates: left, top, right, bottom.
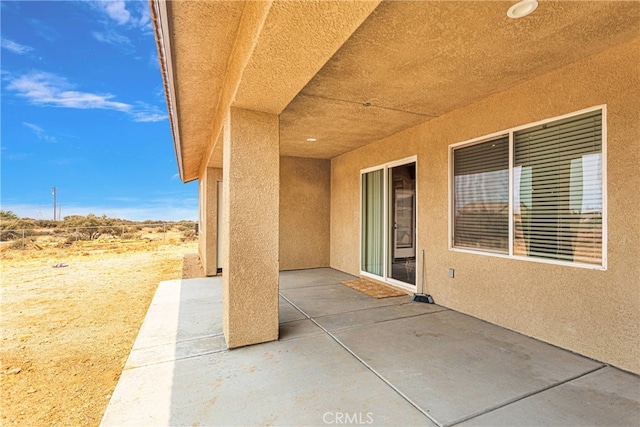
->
149, 0, 640, 374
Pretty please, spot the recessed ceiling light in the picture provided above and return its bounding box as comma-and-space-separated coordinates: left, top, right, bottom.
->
306, 137, 317, 142
507, 0, 538, 19
363, 102, 372, 108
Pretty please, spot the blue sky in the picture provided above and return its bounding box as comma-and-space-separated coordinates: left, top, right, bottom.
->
1, 0, 198, 221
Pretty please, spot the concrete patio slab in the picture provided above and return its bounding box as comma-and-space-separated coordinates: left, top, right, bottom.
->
279, 267, 357, 290
314, 301, 447, 332
126, 334, 227, 369
279, 318, 324, 341
121, 278, 226, 369
461, 366, 640, 427
108, 334, 435, 426
102, 271, 640, 427
332, 310, 605, 426
132, 278, 222, 349
101, 278, 434, 427
280, 283, 407, 318
279, 295, 306, 323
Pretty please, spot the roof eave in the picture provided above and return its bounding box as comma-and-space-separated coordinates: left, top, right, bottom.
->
149, 0, 192, 183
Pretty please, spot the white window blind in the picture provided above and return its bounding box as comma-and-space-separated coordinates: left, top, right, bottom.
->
450, 108, 605, 268
514, 110, 602, 264
453, 136, 509, 252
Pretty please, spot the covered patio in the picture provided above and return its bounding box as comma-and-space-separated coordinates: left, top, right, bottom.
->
101, 269, 639, 426
148, 0, 640, 377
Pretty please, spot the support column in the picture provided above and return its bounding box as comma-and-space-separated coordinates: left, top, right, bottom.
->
222, 107, 279, 348
198, 167, 222, 276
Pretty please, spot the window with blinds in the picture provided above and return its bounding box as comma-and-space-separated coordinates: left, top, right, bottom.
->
453, 137, 509, 252
450, 108, 604, 268
514, 110, 602, 265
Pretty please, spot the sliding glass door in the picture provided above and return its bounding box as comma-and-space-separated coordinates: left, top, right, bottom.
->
361, 169, 384, 276
361, 158, 417, 288
389, 163, 416, 285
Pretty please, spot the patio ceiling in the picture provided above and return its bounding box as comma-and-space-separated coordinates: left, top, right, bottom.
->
279, 0, 639, 158
155, 0, 640, 178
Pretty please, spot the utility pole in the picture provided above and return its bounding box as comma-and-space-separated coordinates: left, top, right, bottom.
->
52, 186, 57, 221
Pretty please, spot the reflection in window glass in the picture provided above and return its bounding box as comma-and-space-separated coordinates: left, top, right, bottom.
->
361, 169, 384, 276
514, 110, 602, 265
451, 109, 604, 268
453, 137, 509, 253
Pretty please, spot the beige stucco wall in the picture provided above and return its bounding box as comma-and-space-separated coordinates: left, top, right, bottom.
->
280, 157, 331, 270
222, 107, 279, 348
331, 127, 420, 274
330, 37, 640, 373
198, 167, 222, 276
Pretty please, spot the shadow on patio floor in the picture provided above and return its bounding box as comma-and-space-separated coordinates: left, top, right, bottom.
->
101, 268, 640, 427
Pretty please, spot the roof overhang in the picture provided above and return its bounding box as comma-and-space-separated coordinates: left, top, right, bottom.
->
151, 0, 640, 181
151, 0, 381, 181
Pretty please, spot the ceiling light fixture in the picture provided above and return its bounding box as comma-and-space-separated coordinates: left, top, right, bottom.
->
507, 0, 538, 19
362, 102, 372, 107
306, 137, 317, 142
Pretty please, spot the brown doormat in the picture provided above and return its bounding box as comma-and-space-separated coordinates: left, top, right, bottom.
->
339, 278, 408, 299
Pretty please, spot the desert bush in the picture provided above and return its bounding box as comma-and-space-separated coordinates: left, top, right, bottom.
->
0, 218, 36, 232
0, 213, 199, 249
31, 229, 55, 237
61, 214, 124, 240
8, 237, 38, 250
1, 230, 19, 241
35, 219, 59, 228
65, 233, 83, 244
0, 210, 19, 221
0, 219, 38, 241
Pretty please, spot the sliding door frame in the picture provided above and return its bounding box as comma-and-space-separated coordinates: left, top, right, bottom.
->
360, 155, 418, 291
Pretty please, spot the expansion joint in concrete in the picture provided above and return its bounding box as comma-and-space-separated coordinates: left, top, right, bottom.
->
444, 364, 608, 427
278, 293, 442, 427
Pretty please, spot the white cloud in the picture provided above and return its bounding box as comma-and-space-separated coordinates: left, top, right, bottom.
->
131, 102, 167, 122
137, 6, 153, 33
23, 122, 57, 143
95, 0, 131, 25
92, 30, 132, 47
6, 71, 132, 112
92, 0, 152, 32
1, 38, 33, 55
132, 111, 168, 123
5, 71, 167, 123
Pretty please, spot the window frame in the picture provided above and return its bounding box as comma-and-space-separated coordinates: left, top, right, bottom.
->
448, 105, 607, 270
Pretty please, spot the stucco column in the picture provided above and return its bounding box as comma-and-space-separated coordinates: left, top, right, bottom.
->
221, 107, 279, 348
198, 167, 222, 276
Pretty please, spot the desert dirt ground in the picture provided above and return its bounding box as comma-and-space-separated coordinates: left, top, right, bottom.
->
0, 238, 204, 426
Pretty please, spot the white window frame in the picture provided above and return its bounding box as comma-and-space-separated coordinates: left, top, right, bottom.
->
448, 105, 607, 270
360, 155, 418, 290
